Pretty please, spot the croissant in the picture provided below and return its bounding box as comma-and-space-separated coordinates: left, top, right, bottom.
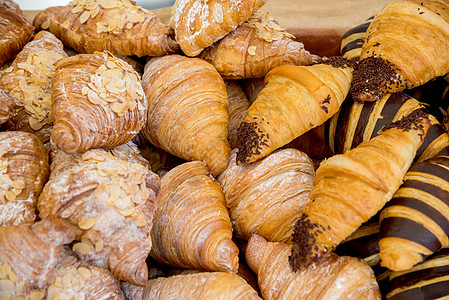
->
143, 272, 261, 300
38, 145, 160, 286
324, 92, 449, 162
378, 155, 449, 271
339, 16, 373, 62
290, 110, 431, 271
46, 251, 125, 299
0, 131, 49, 226
0, 0, 34, 67
245, 234, 381, 300
150, 161, 240, 273
236, 57, 354, 164
226, 80, 251, 149
218, 148, 315, 243
0, 31, 67, 144
170, 0, 267, 57
0, 89, 22, 125
199, 12, 319, 79
51, 50, 147, 153
241, 78, 265, 104
350, 0, 449, 102
0, 218, 80, 298
33, 0, 179, 57
384, 248, 449, 299
141, 54, 231, 176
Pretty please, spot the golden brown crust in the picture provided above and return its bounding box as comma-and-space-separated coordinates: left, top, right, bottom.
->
0, 31, 68, 144
33, 0, 179, 57
0, 131, 49, 226
51, 51, 147, 153
0, 0, 34, 66
199, 12, 319, 79
218, 148, 315, 243
245, 234, 381, 300
0, 88, 23, 125
38, 146, 160, 286
141, 54, 231, 176
225, 80, 250, 149
170, 0, 268, 56
150, 161, 240, 273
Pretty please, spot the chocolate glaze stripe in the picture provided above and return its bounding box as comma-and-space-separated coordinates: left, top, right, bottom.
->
405, 162, 449, 192
379, 217, 441, 253
340, 17, 373, 40
425, 156, 449, 167
388, 278, 449, 300
329, 96, 353, 153
335, 231, 380, 260
384, 195, 449, 241
416, 117, 449, 161
350, 99, 376, 150
343, 100, 364, 151
390, 265, 449, 292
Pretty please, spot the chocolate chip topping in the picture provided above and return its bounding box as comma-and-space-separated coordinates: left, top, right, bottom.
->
350, 55, 408, 102
322, 56, 356, 69
289, 213, 330, 272
236, 120, 269, 164
381, 108, 429, 139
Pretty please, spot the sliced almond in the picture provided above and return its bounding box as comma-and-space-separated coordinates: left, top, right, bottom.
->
77, 266, 92, 281
72, 242, 90, 254
78, 217, 95, 230
248, 46, 257, 56
0, 279, 14, 291
0, 292, 12, 300
79, 10, 91, 23
29, 291, 45, 300
95, 239, 104, 252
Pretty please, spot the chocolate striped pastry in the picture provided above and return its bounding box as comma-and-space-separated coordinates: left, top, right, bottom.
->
325, 92, 449, 162
378, 155, 449, 271
339, 16, 373, 62
384, 248, 449, 299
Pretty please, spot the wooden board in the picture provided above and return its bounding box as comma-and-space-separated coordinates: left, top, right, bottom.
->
23, 0, 393, 57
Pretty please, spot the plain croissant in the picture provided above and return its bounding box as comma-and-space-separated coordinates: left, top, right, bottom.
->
38, 144, 160, 286
236, 57, 354, 164
170, 0, 267, 57
33, 0, 179, 56
150, 161, 240, 273
141, 54, 231, 176
290, 110, 431, 271
218, 148, 315, 243
350, 0, 449, 102
246, 234, 381, 299
199, 12, 319, 79
225, 80, 251, 149
51, 50, 148, 153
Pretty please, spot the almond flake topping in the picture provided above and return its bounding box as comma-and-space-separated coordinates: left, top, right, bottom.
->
0, 153, 26, 205
242, 12, 295, 42
74, 149, 150, 226
0, 262, 25, 294
70, 0, 145, 34
9, 50, 65, 130
81, 53, 143, 116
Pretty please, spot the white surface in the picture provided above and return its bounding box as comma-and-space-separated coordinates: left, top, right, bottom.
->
15, 0, 175, 10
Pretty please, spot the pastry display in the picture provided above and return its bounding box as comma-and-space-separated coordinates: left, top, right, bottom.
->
1, 0, 449, 298
51, 50, 147, 153
0, 30, 68, 144
290, 110, 431, 271
141, 54, 231, 176
150, 161, 239, 273
236, 57, 354, 164
350, 0, 449, 102
33, 0, 179, 56
170, 0, 267, 57
0, 131, 49, 226
38, 145, 160, 286
199, 12, 320, 79
218, 148, 315, 243
0, 0, 34, 67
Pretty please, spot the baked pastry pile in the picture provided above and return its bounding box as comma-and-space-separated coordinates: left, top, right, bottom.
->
0, 0, 449, 299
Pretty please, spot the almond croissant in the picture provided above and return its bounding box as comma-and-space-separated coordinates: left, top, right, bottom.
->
236, 57, 354, 164
38, 145, 160, 286
150, 161, 240, 273
290, 110, 431, 271
350, 0, 449, 102
170, 0, 267, 57
141, 54, 231, 176
0, 0, 34, 67
33, 0, 179, 57
143, 272, 261, 300
0, 89, 22, 125
199, 12, 319, 79
218, 148, 315, 243
246, 234, 381, 300
0, 30, 68, 144
51, 51, 147, 153
0, 131, 49, 226
0, 218, 80, 298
